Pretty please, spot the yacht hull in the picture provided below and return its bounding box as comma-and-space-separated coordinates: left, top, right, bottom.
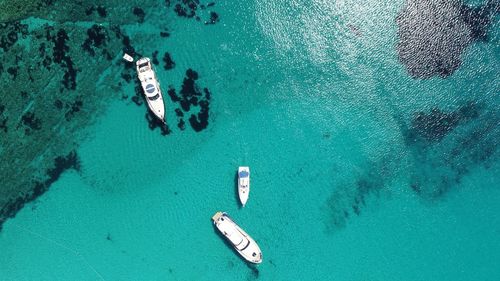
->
212, 212, 262, 264
238, 166, 250, 207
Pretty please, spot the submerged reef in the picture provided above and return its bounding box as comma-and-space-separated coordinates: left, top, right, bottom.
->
323, 101, 498, 232
323, 157, 395, 231
406, 102, 481, 143
404, 102, 499, 199
396, 0, 499, 79
0, 151, 80, 231
0, 0, 174, 229
162, 52, 176, 70
0, 0, 152, 24
166, 69, 212, 132
133, 7, 146, 23
0, 0, 215, 229
165, 0, 220, 24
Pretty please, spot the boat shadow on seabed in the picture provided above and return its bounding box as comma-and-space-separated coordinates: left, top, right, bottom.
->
145, 111, 171, 135
234, 171, 242, 209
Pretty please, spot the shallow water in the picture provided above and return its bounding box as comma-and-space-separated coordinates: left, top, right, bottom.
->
0, 0, 499, 280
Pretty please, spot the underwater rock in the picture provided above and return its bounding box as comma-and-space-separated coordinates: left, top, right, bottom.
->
179, 68, 201, 111
152, 50, 159, 65
396, 0, 498, 79
173, 3, 192, 18
178, 118, 186, 130
174, 108, 184, 117
64, 99, 83, 121
203, 87, 211, 100
54, 99, 63, 110
48, 28, 77, 90
117, 30, 141, 58
168, 0, 220, 24
406, 102, 481, 144
162, 69, 213, 132
7, 67, 18, 79
0, 103, 7, 133
0, 118, 7, 133
460, 0, 498, 41
38, 41, 52, 69
0, 21, 29, 52
405, 101, 498, 199
85, 6, 95, 16
188, 99, 209, 132
162, 52, 175, 70
132, 81, 144, 106
410, 109, 462, 142
121, 73, 132, 83
120, 62, 136, 85
96, 6, 107, 18
20, 111, 42, 131
168, 87, 180, 102
205, 12, 219, 25
82, 24, 109, 56
111, 26, 141, 85
133, 7, 146, 23
323, 158, 392, 232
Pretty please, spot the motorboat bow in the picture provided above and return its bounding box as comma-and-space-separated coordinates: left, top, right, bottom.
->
238, 166, 250, 206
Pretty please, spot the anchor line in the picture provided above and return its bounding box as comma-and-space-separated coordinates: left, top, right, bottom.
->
9, 223, 106, 281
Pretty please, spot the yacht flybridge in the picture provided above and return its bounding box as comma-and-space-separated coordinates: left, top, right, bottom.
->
212, 212, 262, 264
136, 57, 165, 123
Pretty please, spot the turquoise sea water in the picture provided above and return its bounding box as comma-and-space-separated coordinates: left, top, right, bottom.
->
1, 0, 499, 280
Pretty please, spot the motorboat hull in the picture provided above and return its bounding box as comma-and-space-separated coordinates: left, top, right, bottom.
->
145, 95, 165, 123
238, 166, 250, 207
212, 212, 262, 264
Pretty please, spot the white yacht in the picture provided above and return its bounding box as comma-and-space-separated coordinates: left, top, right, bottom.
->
238, 166, 250, 207
136, 57, 165, 123
212, 212, 262, 264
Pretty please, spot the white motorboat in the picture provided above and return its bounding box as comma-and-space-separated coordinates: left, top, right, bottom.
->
238, 166, 250, 207
136, 57, 165, 123
123, 53, 134, 62
212, 212, 262, 264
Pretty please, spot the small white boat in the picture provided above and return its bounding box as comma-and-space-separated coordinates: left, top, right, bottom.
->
212, 212, 262, 264
238, 166, 250, 206
136, 57, 165, 123
123, 53, 134, 62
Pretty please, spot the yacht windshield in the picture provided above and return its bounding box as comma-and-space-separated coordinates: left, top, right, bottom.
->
239, 171, 249, 178
148, 94, 160, 101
